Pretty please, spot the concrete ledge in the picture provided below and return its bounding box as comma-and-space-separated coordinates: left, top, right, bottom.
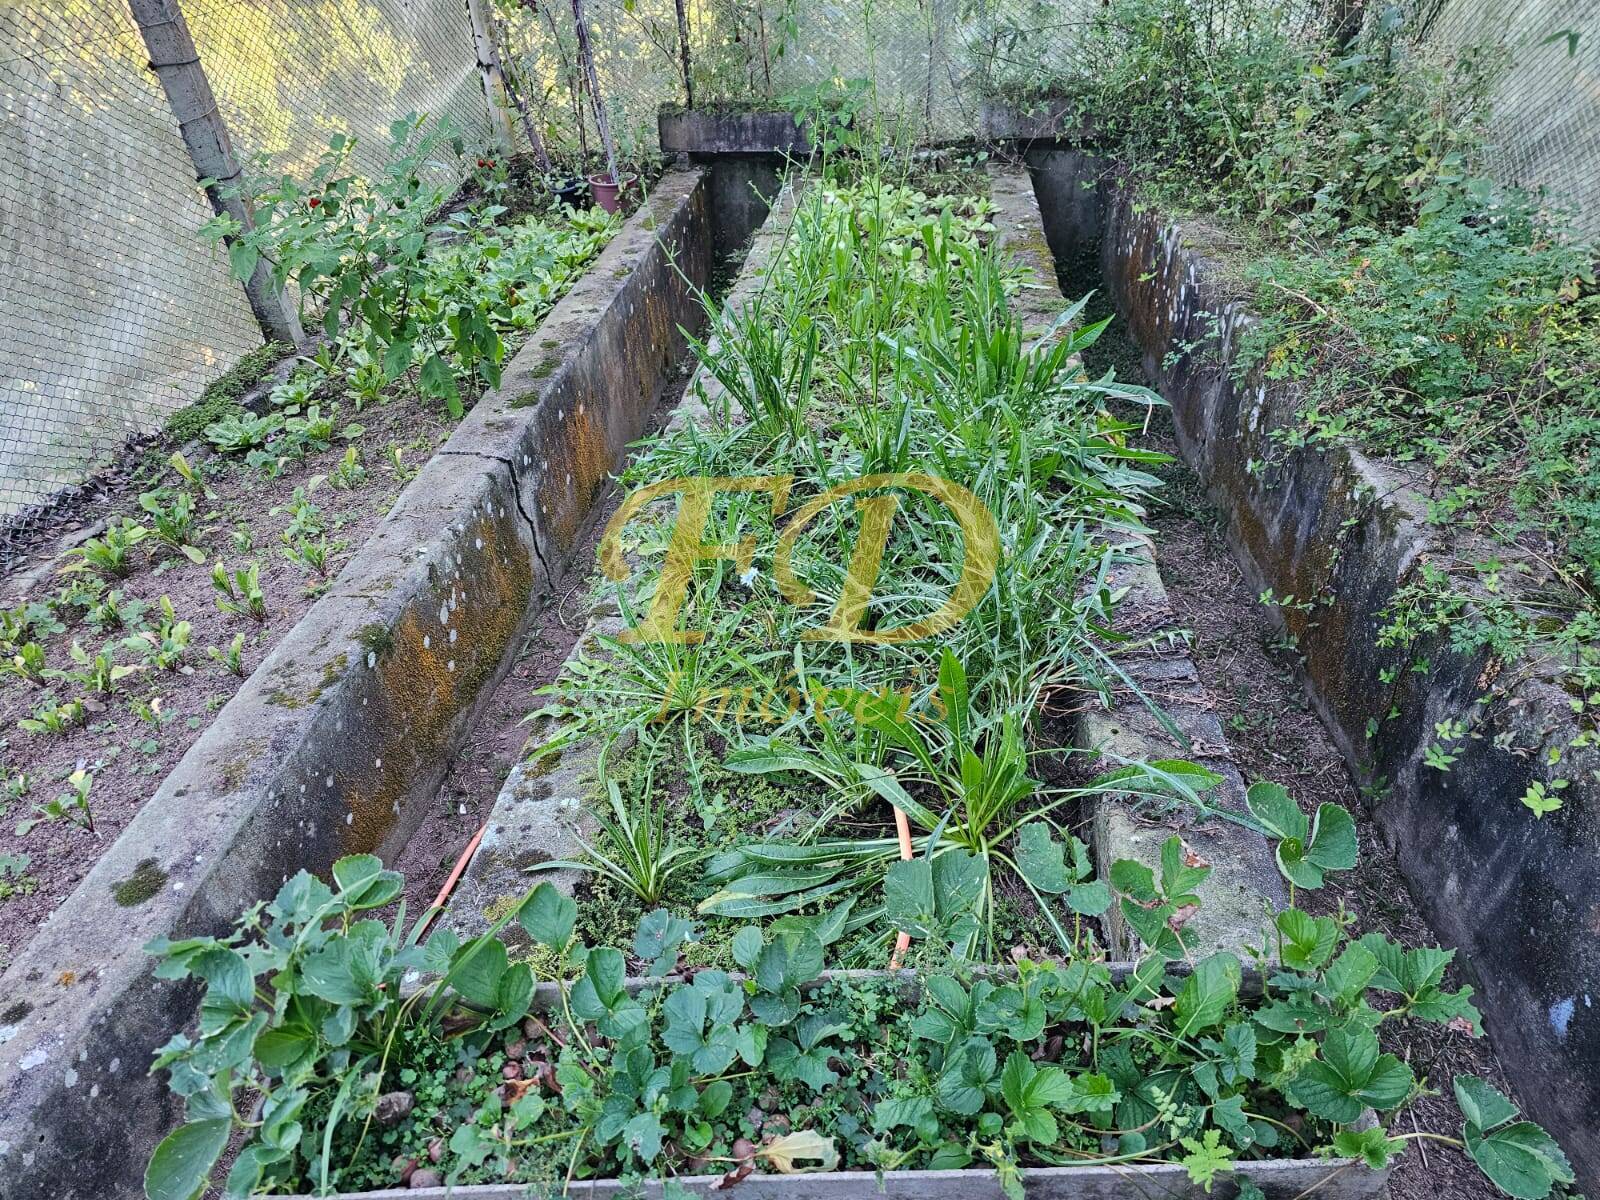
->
980, 99, 1098, 144
448, 177, 807, 941
988, 163, 1286, 961
0, 169, 713, 1200
1027, 148, 1600, 1185
659, 107, 811, 157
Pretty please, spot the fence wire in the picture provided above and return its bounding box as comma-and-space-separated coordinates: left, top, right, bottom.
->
1426, 0, 1600, 238
2, 0, 1597, 530
1, 2, 261, 520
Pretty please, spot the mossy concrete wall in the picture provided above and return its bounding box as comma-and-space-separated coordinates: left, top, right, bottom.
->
0, 169, 714, 1200
447, 175, 807, 942
988, 164, 1286, 961
1028, 147, 1600, 1187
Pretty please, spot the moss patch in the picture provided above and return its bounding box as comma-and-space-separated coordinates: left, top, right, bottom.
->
357, 623, 395, 658
111, 858, 167, 907
162, 340, 288, 444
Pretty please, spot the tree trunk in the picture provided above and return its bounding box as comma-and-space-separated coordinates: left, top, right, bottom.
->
673, 0, 694, 109
569, 0, 621, 186
465, 0, 518, 154
127, 0, 303, 347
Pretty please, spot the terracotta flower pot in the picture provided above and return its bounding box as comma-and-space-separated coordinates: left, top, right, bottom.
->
587, 172, 637, 214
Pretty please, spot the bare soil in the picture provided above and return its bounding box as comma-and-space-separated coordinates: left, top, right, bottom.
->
0, 396, 450, 970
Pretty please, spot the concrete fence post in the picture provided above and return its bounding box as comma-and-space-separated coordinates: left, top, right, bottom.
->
127, 0, 305, 348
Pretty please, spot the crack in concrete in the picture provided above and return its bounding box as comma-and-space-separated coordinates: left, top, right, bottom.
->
439, 449, 556, 586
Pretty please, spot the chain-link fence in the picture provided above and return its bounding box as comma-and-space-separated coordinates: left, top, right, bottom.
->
0, 0, 488, 526
3, 0, 1597, 528
1425, 0, 1600, 237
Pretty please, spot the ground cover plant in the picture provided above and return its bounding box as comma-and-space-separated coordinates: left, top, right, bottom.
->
0, 120, 627, 973
143, 818, 1574, 1198
525, 155, 1206, 969
974, 0, 1600, 802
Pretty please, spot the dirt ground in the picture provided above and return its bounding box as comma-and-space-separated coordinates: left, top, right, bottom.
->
0, 395, 449, 970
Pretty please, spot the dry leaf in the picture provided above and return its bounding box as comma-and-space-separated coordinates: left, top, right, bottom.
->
1167, 903, 1200, 932
757, 1130, 839, 1174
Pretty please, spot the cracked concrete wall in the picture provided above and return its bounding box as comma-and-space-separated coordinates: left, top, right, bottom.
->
0, 169, 714, 1200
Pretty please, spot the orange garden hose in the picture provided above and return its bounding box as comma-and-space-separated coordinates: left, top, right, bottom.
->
888, 807, 914, 969
417, 821, 488, 937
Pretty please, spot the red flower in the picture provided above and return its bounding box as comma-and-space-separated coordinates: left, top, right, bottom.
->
308, 196, 321, 208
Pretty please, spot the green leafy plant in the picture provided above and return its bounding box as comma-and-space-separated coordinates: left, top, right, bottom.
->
535, 770, 701, 905
45, 640, 141, 695
16, 766, 95, 835
4, 640, 47, 683
121, 596, 191, 671
209, 632, 247, 677
138, 489, 205, 562
211, 560, 267, 620
64, 518, 149, 579
147, 838, 1573, 1199
86, 589, 149, 634
204, 411, 284, 454
328, 445, 368, 490
0, 852, 37, 900
19, 694, 86, 735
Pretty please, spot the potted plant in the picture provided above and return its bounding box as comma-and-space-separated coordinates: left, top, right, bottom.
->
563, 0, 631, 212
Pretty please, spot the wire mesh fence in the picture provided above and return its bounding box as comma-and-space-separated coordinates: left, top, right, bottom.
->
2, 0, 1597, 531
0, 0, 488, 527
1425, 0, 1600, 238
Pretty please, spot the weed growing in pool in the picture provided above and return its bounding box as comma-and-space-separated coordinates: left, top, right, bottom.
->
537, 769, 703, 906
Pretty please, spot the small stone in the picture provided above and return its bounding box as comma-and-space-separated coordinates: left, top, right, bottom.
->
408, 1168, 443, 1189
374, 1090, 414, 1127
745, 1105, 764, 1129
427, 1137, 445, 1164
504, 1038, 527, 1059
502, 1061, 522, 1081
